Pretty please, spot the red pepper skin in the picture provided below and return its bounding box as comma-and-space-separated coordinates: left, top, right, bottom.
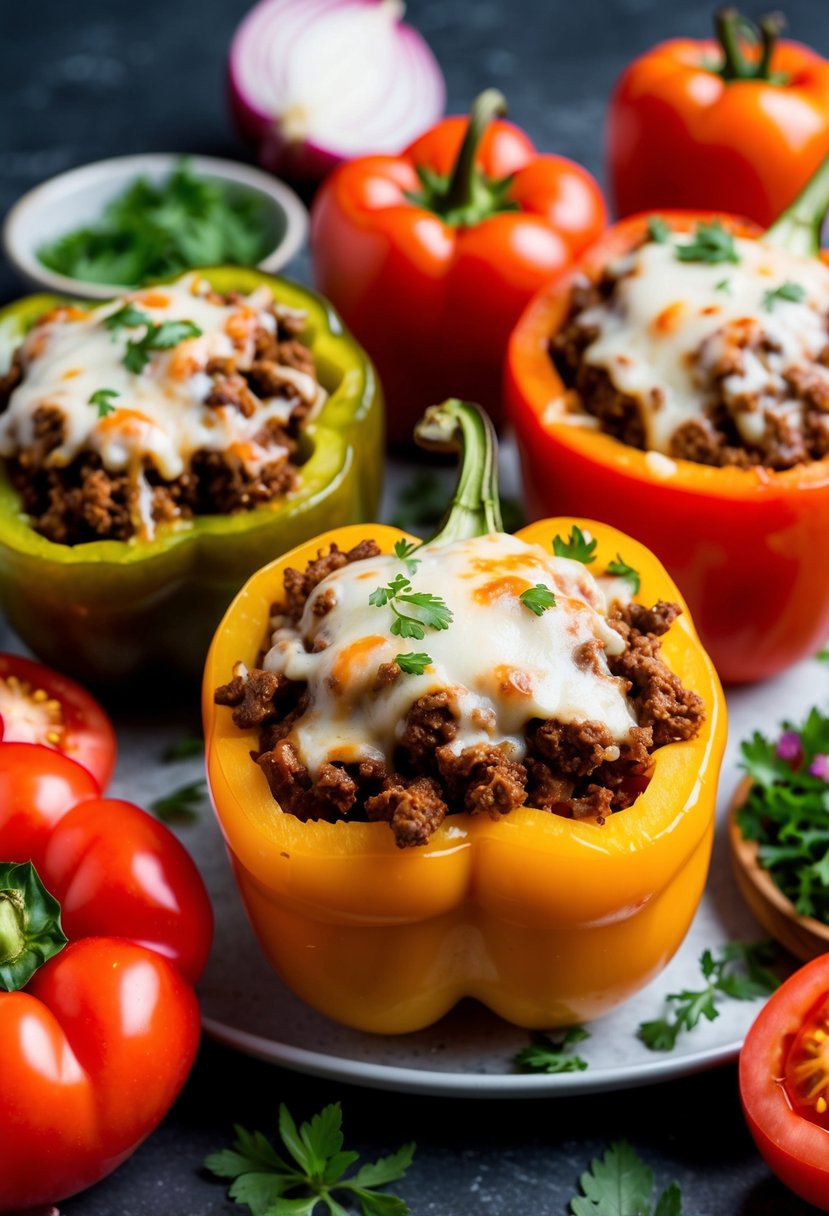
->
0, 745, 212, 1211
505, 211, 829, 686
311, 116, 606, 445
608, 37, 829, 228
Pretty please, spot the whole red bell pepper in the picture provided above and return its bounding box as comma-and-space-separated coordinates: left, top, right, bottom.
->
311, 89, 606, 446
0, 742, 213, 1212
608, 8, 829, 227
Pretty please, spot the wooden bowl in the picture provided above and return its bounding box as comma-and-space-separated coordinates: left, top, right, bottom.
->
729, 777, 829, 963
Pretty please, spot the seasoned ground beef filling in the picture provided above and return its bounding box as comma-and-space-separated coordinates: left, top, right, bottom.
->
214, 541, 705, 848
551, 240, 829, 470
0, 291, 319, 544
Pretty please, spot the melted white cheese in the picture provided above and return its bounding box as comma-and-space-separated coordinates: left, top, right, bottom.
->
262, 532, 638, 777
0, 273, 324, 480
578, 236, 829, 453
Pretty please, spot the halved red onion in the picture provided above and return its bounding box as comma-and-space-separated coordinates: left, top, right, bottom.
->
229, 0, 446, 184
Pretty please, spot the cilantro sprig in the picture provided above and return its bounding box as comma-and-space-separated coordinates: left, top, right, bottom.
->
638, 942, 779, 1051
150, 778, 207, 824
520, 583, 556, 616
124, 318, 203, 374
571, 1142, 682, 1216
392, 539, 420, 576
605, 555, 641, 595
738, 707, 829, 921
553, 526, 597, 564
646, 216, 671, 244
514, 1026, 589, 1074
88, 387, 119, 418
162, 733, 205, 762
369, 574, 452, 641
675, 220, 739, 266
205, 1102, 415, 1216
105, 302, 151, 332
395, 652, 432, 676
763, 280, 806, 310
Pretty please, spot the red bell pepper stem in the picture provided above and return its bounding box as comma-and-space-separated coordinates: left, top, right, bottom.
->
764, 151, 829, 256
0, 861, 67, 991
443, 89, 508, 214
414, 398, 503, 544
715, 7, 785, 82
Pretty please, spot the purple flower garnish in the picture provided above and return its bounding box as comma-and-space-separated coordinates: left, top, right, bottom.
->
776, 731, 802, 764
809, 753, 829, 782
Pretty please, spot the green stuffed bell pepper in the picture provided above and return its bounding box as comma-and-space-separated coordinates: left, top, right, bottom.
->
0, 267, 382, 686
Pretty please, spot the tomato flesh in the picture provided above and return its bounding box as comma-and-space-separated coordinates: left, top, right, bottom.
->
740, 956, 829, 1210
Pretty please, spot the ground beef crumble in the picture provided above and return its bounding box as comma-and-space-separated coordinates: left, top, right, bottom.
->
214, 541, 706, 848
0, 295, 320, 544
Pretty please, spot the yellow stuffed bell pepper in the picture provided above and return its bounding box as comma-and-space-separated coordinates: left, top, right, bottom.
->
203, 399, 726, 1033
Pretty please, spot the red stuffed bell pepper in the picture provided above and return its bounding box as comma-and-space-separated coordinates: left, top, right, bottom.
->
311, 89, 606, 446
0, 742, 213, 1212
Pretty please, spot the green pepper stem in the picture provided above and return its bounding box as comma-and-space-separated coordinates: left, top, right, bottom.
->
443, 89, 508, 214
0, 891, 25, 965
0, 861, 67, 993
414, 399, 503, 545
764, 153, 829, 256
714, 7, 784, 82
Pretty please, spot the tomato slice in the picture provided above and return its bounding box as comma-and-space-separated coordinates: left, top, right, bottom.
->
740, 954, 829, 1210
0, 654, 116, 789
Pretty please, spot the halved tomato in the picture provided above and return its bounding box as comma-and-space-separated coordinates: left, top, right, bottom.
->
0, 654, 116, 789
740, 954, 829, 1210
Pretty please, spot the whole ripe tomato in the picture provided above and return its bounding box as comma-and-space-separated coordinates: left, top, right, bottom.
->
740, 954, 829, 1209
0, 653, 116, 787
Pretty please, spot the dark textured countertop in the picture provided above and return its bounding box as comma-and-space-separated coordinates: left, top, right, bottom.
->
3, 1, 829, 1212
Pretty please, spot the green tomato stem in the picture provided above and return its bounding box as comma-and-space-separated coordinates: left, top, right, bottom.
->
0, 861, 67, 992
414, 399, 503, 545
714, 7, 784, 82
0, 890, 25, 966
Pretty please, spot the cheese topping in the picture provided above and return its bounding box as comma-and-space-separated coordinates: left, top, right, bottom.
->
0, 274, 324, 481
576, 236, 829, 453
262, 532, 637, 777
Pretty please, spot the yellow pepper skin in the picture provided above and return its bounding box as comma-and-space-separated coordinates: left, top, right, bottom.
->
204, 516, 726, 1034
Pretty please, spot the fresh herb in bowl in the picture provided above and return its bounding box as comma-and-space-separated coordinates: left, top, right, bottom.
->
37, 159, 274, 287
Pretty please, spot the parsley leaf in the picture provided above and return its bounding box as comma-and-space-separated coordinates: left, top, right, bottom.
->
514, 1026, 589, 1074
150, 778, 207, 824
638, 941, 778, 1051
105, 302, 152, 332
162, 733, 204, 762
520, 583, 557, 616
88, 387, 119, 418
205, 1102, 415, 1216
393, 539, 420, 575
715, 278, 732, 293
763, 280, 806, 310
553, 525, 597, 564
124, 318, 203, 374
647, 216, 671, 244
395, 652, 432, 675
370, 574, 453, 641
605, 555, 641, 595
738, 706, 829, 920
675, 220, 739, 265
570, 1141, 681, 1216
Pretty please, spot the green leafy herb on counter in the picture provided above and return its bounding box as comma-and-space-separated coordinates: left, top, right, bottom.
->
738, 707, 829, 921
162, 733, 205, 763
88, 388, 119, 418
638, 942, 779, 1051
675, 220, 739, 265
38, 159, 273, 287
553, 525, 597, 564
150, 778, 208, 824
205, 1102, 415, 1216
124, 319, 203, 374
514, 1025, 589, 1074
571, 1141, 682, 1216
816, 646, 829, 663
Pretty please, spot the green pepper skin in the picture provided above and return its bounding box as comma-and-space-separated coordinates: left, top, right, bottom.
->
0, 267, 383, 686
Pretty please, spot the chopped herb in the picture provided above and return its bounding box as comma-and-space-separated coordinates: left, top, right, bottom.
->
88, 387, 119, 418
638, 941, 779, 1051
605, 555, 641, 595
205, 1101, 415, 1216
817, 647, 829, 663
553, 525, 597, 564
715, 278, 732, 293
647, 216, 671, 244
571, 1142, 682, 1216
37, 158, 273, 287
675, 220, 739, 266
738, 707, 829, 922
514, 1026, 589, 1074
124, 319, 203, 374
763, 280, 806, 310
519, 583, 557, 616
393, 538, 420, 575
104, 302, 151, 332
395, 652, 432, 676
162, 733, 205, 763
370, 574, 453, 641
150, 778, 208, 824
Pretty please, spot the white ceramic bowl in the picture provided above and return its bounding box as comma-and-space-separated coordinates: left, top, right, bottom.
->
2, 153, 309, 299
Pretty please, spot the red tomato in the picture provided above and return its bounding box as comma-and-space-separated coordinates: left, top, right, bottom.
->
739, 954, 829, 1209
0, 653, 116, 787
